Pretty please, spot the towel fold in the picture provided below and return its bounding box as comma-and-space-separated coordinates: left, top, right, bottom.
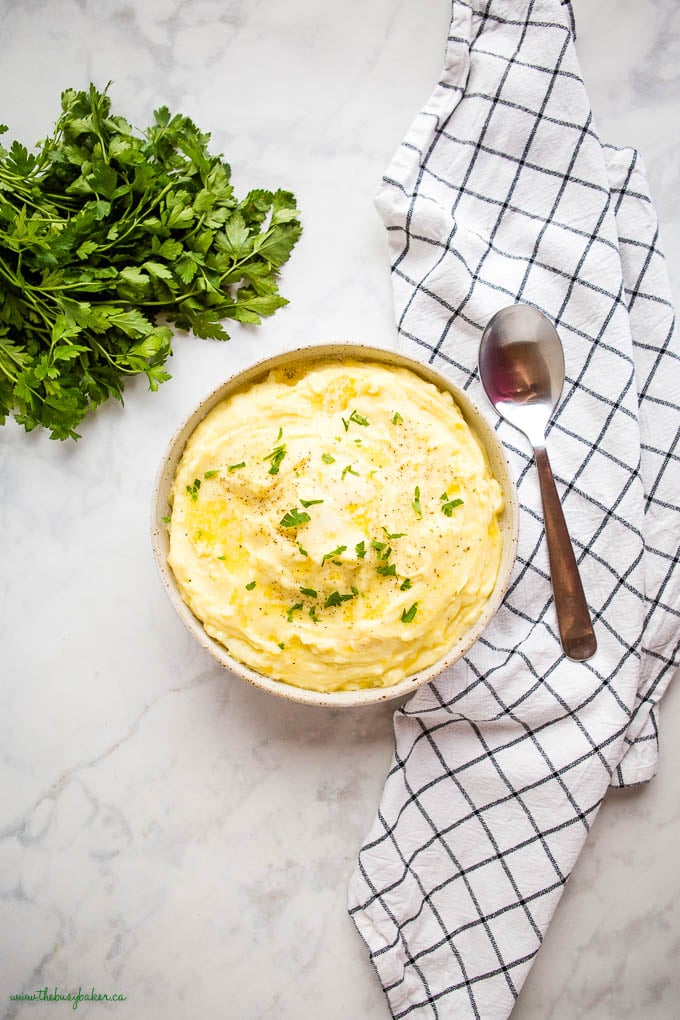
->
348, 2, 680, 1017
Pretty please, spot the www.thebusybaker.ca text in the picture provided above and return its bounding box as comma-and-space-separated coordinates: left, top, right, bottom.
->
9, 986, 126, 1010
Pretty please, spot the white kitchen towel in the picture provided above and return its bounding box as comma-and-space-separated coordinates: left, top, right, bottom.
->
348, 2, 680, 1018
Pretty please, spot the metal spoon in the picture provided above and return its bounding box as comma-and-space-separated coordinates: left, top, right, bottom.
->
478, 304, 597, 661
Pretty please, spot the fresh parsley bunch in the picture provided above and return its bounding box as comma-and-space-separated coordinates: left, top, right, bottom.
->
0, 84, 301, 439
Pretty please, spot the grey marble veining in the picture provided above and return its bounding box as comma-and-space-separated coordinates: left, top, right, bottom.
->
1, 1, 678, 1018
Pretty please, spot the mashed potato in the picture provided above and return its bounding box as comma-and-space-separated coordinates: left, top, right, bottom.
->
167, 359, 504, 692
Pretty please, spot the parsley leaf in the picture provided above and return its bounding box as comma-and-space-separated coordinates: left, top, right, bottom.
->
263, 444, 286, 475
299, 498, 323, 508
412, 486, 423, 518
322, 545, 347, 565
279, 507, 311, 528
186, 478, 201, 501
442, 498, 464, 516
324, 591, 354, 608
321, 453, 335, 464
401, 602, 419, 623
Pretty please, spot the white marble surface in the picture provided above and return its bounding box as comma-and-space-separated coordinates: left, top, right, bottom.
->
1, 1, 678, 1017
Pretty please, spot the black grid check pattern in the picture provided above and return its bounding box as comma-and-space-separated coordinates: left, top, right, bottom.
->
348, 2, 680, 1017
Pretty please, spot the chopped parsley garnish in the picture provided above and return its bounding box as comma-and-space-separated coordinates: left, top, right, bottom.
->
297, 543, 309, 557
228, 461, 246, 472
356, 540, 366, 559
278, 642, 285, 650
186, 478, 201, 501
412, 485, 423, 518
264, 444, 286, 475
382, 527, 406, 539
392, 412, 403, 425
377, 563, 397, 577
217, 555, 226, 561
286, 602, 304, 622
322, 545, 347, 565
442, 498, 464, 516
309, 606, 320, 623
342, 409, 370, 431
204, 469, 219, 479
322, 453, 335, 464
279, 507, 311, 528
245, 580, 256, 590
401, 602, 419, 623
400, 578, 412, 591
161, 513, 171, 524
351, 586, 359, 596
300, 587, 318, 598
341, 464, 359, 480
371, 540, 392, 561
324, 591, 355, 608
300, 498, 324, 508
276, 427, 283, 442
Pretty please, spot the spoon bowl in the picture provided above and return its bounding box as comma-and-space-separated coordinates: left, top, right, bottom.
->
479, 304, 565, 447
479, 304, 597, 661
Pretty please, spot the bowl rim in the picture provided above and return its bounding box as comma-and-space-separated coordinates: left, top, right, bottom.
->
151, 341, 519, 707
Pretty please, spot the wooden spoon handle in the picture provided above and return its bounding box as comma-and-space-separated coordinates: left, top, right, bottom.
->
534, 446, 597, 661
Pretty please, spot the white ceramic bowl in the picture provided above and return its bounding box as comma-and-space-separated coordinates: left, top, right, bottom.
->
151, 343, 519, 706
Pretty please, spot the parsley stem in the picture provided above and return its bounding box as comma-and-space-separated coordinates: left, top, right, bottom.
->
89, 337, 139, 375
105, 289, 206, 308
94, 183, 175, 252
